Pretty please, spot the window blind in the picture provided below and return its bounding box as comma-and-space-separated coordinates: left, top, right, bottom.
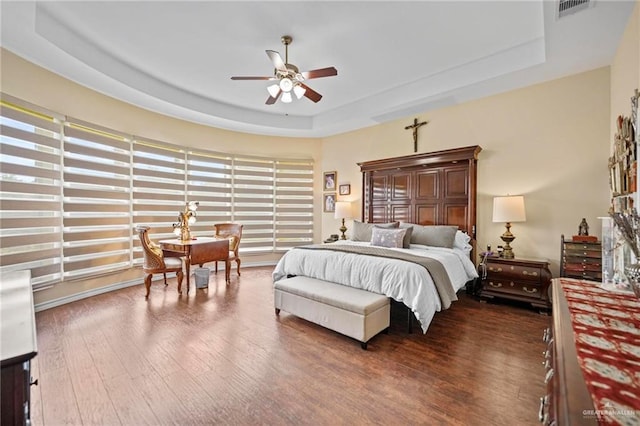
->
0, 97, 63, 288
187, 150, 233, 235
62, 118, 132, 278
232, 157, 275, 252
1, 93, 315, 287
275, 160, 314, 250
132, 138, 187, 263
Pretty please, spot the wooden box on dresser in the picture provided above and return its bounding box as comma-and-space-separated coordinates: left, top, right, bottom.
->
1, 270, 38, 426
480, 256, 552, 310
560, 235, 602, 282
540, 279, 598, 425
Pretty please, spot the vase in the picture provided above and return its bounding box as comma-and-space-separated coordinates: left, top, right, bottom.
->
624, 263, 640, 298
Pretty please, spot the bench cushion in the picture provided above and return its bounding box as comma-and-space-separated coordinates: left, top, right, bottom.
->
274, 276, 388, 316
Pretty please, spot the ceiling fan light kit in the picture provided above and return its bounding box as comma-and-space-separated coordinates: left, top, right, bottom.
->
231, 35, 337, 105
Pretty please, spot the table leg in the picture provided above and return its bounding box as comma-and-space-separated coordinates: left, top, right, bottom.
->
185, 257, 191, 293
225, 259, 231, 284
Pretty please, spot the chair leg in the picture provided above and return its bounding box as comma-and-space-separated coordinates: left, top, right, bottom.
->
144, 274, 152, 299
164, 273, 167, 286
176, 270, 183, 294
236, 258, 241, 276
215, 261, 218, 274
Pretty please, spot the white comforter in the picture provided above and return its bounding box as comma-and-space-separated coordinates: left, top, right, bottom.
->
272, 240, 478, 333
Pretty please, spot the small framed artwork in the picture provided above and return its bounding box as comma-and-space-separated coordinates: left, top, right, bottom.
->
339, 184, 351, 196
323, 171, 337, 191
323, 193, 336, 213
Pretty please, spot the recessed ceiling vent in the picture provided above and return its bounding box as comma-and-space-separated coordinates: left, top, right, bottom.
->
557, 0, 594, 19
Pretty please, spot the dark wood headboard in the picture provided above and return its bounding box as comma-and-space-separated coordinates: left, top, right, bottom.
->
358, 145, 482, 241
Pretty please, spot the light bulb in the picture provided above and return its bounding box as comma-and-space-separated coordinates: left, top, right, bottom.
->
267, 84, 280, 98
279, 78, 293, 92
281, 92, 292, 103
173, 227, 181, 236
188, 216, 196, 225
188, 201, 198, 211
293, 85, 306, 100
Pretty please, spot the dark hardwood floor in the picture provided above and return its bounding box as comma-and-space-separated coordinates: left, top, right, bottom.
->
31, 266, 549, 425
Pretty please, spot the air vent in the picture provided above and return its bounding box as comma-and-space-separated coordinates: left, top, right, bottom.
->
558, 0, 593, 19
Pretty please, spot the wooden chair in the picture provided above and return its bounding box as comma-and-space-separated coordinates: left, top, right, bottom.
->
213, 223, 243, 276
135, 225, 184, 298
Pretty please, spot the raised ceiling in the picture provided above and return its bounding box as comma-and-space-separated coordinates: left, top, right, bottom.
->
0, 1, 635, 137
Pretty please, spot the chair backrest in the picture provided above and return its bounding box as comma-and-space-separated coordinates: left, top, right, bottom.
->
135, 225, 165, 271
214, 223, 243, 254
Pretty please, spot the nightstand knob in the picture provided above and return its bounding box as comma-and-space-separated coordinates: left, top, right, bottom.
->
489, 266, 503, 272
488, 281, 502, 288
523, 287, 538, 294
522, 270, 538, 277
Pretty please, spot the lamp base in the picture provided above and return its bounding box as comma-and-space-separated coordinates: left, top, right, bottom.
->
339, 218, 347, 240
500, 222, 516, 259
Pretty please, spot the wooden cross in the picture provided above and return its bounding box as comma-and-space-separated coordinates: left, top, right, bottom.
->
404, 118, 429, 153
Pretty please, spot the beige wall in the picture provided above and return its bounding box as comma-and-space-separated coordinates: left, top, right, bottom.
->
611, 1, 639, 143
321, 68, 611, 275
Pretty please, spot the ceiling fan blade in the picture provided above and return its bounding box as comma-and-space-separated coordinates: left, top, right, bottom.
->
300, 84, 322, 103
266, 89, 282, 105
231, 76, 275, 80
266, 50, 287, 72
301, 67, 338, 80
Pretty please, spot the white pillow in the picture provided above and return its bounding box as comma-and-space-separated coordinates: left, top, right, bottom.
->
453, 230, 472, 253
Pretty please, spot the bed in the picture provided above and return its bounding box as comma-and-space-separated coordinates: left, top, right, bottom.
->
273, 145, 482, 333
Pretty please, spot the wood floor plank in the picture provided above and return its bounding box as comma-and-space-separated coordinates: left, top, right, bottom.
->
32, 266, 549, 425
39, 367, 82, 425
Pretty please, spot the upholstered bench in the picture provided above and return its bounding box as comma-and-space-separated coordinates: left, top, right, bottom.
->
274, 276, 390, 349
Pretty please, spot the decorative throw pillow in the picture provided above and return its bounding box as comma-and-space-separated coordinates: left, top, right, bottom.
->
351, 221, 399, 242
370, 227, 407, 249
410, 225, 458, 248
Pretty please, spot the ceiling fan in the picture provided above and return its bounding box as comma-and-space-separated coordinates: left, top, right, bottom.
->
231, 35, 338, 105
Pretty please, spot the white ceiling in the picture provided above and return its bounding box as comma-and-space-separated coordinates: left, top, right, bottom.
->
1, 1, 635, 138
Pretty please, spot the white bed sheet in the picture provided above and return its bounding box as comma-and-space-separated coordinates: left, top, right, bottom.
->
272, 240, 478, 333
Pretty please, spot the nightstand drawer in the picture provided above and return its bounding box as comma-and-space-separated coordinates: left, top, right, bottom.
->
487, 263, 543, 282
485, 278, 543, 299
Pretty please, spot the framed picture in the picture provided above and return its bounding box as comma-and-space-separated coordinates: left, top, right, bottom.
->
339, 184, 351, 195
323, 171, 337, 191
323, 193, 336, 213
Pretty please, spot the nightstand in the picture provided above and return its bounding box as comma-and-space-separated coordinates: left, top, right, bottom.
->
480, 256, 552, 310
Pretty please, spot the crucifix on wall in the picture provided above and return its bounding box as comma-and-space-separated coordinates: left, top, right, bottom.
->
404, 117, 429, 153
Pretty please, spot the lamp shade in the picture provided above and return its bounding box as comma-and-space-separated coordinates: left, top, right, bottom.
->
493, 195, 526, 223
334, 201, 352, 219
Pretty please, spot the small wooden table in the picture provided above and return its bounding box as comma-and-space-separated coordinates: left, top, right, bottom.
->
159, 237, 230, 292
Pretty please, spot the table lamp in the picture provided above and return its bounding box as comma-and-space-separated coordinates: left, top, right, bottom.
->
492, 195, 526, 259
334, 201, 353, 240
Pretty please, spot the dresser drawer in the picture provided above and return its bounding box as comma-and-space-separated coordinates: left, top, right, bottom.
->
485, 278, 543, 299
563, 242, 601, 252
563, 256, 601, 266
487, 263, 543, 283
564, 249, 601, 259
564, 270, 602, 281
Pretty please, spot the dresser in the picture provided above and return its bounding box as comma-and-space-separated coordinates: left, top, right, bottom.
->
541, 278, 640, 425
541, 279, 597, 425
1, 270, 38, 426
560, 235, 602, 282
480, 256, 552, 309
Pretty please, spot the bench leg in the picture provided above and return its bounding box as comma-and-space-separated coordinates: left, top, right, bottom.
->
360, 341, 368, 350
275, 308, 280, 315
